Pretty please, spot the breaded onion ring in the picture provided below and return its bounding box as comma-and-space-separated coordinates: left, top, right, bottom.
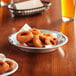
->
6, 61, 15, 71
17, 31, 33, 43
40, 33, 54, 41
33, 34, 43, 48
0, 61, 9, 74
45, 37, 58, 45
30, 28, 40, 35
40, 33, 53, 40
53, 38, 58, 44
26, 39, 34, 47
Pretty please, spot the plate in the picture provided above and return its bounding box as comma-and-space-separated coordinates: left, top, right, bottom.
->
8, 29, 68, 53
8, 1, 51, 16
0, 58, 18, 76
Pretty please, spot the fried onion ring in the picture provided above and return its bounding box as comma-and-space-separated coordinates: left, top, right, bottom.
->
6, 61, 15, 71
26, 39, 34, 47
17, 31, 33, 43
0, 61, 9, 74
33, 34, 43, 48
40, 33, 54, 41
45, 37, 58, 45
30, 28, 40, 35
40, 33, 58, 45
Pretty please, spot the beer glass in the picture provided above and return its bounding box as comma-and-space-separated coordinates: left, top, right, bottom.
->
1, 0, 11, 6
61, 0, 75, 22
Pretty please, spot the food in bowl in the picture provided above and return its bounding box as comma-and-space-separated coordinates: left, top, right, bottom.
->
17, 28, 58, 48
0, 60, 15, 74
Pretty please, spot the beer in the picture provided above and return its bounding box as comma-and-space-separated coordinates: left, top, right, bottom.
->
1, 0, 11, 4
61, 0, 75, 18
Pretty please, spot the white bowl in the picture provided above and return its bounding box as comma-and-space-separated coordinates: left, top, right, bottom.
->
8, 29, 68, 53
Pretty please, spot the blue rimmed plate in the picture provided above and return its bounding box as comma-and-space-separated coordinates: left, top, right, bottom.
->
8, 29, 68, 53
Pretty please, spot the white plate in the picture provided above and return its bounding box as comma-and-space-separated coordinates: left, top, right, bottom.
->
8, 29, 68, 53
0, 58, 18, 76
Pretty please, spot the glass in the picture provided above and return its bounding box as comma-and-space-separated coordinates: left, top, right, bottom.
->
61, 0, 75, 22
1, 0, 11, 6
0, 0, 1, 6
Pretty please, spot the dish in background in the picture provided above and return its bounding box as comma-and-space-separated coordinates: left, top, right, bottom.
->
8, 1, 51, 16
8, 29, 68, 53
0, 53, 6, 61
0, 58, 18, 76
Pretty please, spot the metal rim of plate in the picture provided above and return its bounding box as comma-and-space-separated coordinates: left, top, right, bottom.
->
8, 1, 51, 16
8, 29, 68, 50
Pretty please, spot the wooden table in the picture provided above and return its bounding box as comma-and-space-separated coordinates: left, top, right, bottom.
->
0, 0, 76, 76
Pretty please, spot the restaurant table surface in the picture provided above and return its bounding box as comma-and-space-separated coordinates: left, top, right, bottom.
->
0, 0, 76, 76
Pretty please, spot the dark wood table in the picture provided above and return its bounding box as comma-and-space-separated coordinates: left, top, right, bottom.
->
0, 0, 76, 76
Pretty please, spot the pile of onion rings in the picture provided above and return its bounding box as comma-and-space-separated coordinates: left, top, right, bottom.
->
17, 28, 58, 48
0, 60, 15, 74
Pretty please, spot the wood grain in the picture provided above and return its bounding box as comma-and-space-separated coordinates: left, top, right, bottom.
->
0, 0, 76, 76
